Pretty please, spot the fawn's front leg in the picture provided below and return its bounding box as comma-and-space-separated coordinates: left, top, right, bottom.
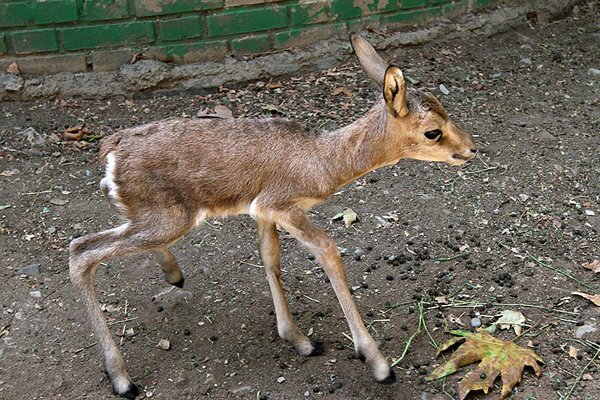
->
257, 219, 321, 356
273, 208, 396, 384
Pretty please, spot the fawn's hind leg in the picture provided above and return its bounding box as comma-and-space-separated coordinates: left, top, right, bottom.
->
257, 219, 321, 357
152, 248, 184, 287
69, 216, 192, 399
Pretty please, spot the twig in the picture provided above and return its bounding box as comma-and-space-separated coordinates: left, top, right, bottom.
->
431, 301, 580, 316
74, 342, 97, 354
238, 260, 264, 269
39, 280, 70, 304
108, 317, 138, 326
20, 190, 52, 195
509, 322, 540, 343
527, 253, 597, 292
0, 306, 20, 338
563, 348, 600, 400
303, 295, 321, 304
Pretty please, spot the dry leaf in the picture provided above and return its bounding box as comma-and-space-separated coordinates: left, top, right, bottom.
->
496, 310, 526, 336
435, 296, 449, 305
572, 291, 600, 307
582, 373, 593, 381
63, 125, 87, 141
214, 105, 233, 119
266, 81, 284, 89
332, 208, 358, 228
582, 260, 600, 273
568, 345, 578, 359
428, 329, 544, 400
448, 314, 465, 326
332, 86, 353, 97
7, 62, 19, 74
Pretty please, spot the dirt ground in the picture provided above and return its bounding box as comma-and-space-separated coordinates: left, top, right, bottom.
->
1, 5, 599, 400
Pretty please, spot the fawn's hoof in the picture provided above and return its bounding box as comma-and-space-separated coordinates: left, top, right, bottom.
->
171, 276, 185, 288
113, 381, 140, 399
307, 340, 324, 357
376, 368, 396, 385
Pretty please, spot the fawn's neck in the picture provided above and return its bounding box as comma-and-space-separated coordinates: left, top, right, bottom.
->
320, 99, 396, 189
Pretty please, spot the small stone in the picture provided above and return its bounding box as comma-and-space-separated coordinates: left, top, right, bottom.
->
276, 376, 286, 384
439, 84, 450, 95
30, 290, 42, 298
520, 57, 532, 65
585, 210, 595, 216
588, 68, 600, 77
157, 338, 171, 351
18, 263, 40, 275
471, 317, 482, 328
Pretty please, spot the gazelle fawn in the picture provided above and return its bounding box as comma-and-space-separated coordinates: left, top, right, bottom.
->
69, 34, 476, 398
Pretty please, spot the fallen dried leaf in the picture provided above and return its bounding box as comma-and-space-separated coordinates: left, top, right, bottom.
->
332, 86, 353, 97
266, 81, 284, 89
448, 314, 465, 326
572, 291, 600, 307
582, 373, 593, 381
568, 345, 578, 359
496, 310, 526, 336
435, 296, 449, 305
428, 329, 543, 400
331, 208, 358, 228
7, 62, 19, 75
582, 260, 600, 273
214, 105, 233, 119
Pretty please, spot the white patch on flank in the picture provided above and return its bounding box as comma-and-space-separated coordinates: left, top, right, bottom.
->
194, 209, 208, 227
248, 198, 259, 219
101, 152, 127, 213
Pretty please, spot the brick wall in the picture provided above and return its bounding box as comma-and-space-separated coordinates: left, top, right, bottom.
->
0, 0, 496, 75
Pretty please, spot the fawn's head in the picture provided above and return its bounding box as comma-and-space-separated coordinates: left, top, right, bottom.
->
351, 34, 476, 166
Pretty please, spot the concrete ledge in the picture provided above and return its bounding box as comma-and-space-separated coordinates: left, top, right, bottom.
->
0, 0, 583, 101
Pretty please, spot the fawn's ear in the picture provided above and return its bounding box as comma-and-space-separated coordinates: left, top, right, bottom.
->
350, 34, 387, 87
383, 65, 409, 118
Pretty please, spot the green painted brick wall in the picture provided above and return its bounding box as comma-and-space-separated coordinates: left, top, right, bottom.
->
207, 6, 288, 37
81, 0, 130, 22
0, 0, 501, 74
61, 21, 154, 51
0, 33, 6, 54
11, 29, 59, 54
158, 16, 203, 42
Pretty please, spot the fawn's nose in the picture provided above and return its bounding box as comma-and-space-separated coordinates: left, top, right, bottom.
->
453, 148, 477, 161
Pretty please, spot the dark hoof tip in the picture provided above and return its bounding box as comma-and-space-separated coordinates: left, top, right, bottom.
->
358, 352, 366, 363
308, 341, 324, 357
119, 382, 141, 399
377, 369, 397, 385
172, 277, 184, 288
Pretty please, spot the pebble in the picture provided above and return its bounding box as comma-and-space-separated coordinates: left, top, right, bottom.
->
588, 68, 600, 77
157, 338, 171, 351
30, 290, 42, 298
471, 317, 482, 328
18, 263, 40, 275
439, 84, 450, 95
276, 376, 286, 384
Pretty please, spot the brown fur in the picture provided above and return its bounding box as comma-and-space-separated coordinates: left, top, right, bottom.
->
70, 34, 476, 398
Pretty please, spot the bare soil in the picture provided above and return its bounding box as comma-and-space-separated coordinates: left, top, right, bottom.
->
1, 6, 599, 400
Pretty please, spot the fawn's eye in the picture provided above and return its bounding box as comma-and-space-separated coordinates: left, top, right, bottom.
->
424, 129, 442, 140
